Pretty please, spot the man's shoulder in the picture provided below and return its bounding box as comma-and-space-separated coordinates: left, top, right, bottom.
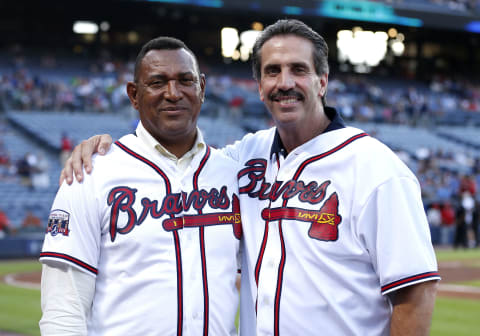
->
90, 134, 140, 170
231, 127, 276, 151
220, 127, 276, 162
208, 146, 240, 165
342, 126, 416, 180
239, 127, 276, 143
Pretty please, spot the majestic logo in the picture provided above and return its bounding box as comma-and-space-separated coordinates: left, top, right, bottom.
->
46, 209, 70, 236
163, 194, 242, 239
239, 159, 342, 241
107, 186, 241, 242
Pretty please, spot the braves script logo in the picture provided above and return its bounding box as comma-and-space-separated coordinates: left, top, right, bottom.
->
238, 159, 342, 241
107, 186, 242, 242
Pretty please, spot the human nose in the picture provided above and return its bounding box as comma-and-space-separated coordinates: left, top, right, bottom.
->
277, 70, 295, 90
165, 80, 182, 101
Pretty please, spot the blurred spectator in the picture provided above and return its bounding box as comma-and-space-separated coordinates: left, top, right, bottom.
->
459, 174, 477, 196
426, 202, 442, 244
460, 192, 477, 247
60, 132, 73, 166
0, 209, 11, 238
0, 139, 12, 180
31, 152, 50, 190
16, 153, 33, 188
0, 139, 9, 165
229, 96, 244, 122
473, 198, 480, 247
453, 197, 470, 249
21, 211, 42, 231
440, 201, 456, 245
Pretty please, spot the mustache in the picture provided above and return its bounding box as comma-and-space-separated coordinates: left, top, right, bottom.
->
269, 89, 304, 101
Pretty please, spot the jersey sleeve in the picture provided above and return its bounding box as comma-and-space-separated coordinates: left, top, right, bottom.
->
357, 176, 440, 295
221, 140, 242, 163
40, 172, 101, 277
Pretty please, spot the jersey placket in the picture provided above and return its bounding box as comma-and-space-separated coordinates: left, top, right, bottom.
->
180, 225, 204, 335
178, 167, 204, 336
256, 152, 286, 336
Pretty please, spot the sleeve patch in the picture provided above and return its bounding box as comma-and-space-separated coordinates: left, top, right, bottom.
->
46, 209, 70, 236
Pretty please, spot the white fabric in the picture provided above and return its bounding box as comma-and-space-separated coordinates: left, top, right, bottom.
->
40, 263, 95, 335
136, 121, 206, 170
223, 126, 440, 336
40, 127, 241, 336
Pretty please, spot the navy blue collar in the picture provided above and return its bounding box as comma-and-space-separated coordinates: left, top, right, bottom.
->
270, 106, 346, 158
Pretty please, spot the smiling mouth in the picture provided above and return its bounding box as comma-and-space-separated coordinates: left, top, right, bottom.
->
160, 106, 187, 112
270, 90, 304, 104
274, 97, 300, 104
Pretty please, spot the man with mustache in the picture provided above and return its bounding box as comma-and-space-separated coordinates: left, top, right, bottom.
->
40, 37, 241, 335
62, 19, 440, 335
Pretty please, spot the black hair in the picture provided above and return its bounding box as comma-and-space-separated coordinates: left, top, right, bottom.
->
251, 19, 329, 81
134, 36, 199, 82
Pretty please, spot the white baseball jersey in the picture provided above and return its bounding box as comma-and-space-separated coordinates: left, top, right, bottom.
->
40, 132, 241, 336
225, 107, 440, 336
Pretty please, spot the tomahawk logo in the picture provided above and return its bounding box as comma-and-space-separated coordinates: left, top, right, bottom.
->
261, 192, 342, 241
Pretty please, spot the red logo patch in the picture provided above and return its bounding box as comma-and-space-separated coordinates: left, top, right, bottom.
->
307, 192, 342, 241
261, 192, 342, 242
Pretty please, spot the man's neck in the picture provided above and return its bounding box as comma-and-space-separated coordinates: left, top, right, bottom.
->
278, 114, 331, 154
158, 135, 197, 159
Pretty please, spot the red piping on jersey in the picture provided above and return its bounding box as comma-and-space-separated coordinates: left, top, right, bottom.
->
115, 141, 172, 194
292, 133, 368, 180
115, 140, 183, 336
271, 132, 368, 336
254, 223, 269, 286
381, 271, 440, 293
172, 230, 183, 336
254, 152, 281, 313
193, 146, 211, 336
40, 252, 98, 275
273, 220, 286, 336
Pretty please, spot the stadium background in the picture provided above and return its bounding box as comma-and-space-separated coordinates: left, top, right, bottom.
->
0, 0, 479, 335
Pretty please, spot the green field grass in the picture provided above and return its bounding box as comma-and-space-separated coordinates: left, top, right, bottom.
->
436, 248, 480, 264
431, 297, 480, 336
0, 260, 41, 336
0, 260, 42, 276
0, 251, 480, 336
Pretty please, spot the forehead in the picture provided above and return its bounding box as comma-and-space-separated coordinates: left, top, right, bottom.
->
260, 34, 315, 68
139, 48, 198, 77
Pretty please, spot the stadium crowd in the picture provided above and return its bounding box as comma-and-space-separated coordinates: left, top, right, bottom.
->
1, 62, 480, 127
0, 53, 479, 247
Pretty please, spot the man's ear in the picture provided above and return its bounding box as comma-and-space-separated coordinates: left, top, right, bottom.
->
319, 73, 328, 98
126, 82, 139, 110
258, 82, 265, 102
199, 73, 206, 102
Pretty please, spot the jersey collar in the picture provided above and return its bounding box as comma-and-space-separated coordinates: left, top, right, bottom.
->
135, 121, 206, 161
270, 106, 346, 158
